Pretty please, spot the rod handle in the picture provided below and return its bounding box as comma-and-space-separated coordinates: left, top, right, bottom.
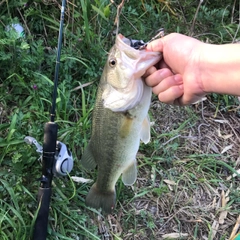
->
32, 187, 52, 240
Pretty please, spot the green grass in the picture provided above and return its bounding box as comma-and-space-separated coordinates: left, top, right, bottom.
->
1, 0, 240, 239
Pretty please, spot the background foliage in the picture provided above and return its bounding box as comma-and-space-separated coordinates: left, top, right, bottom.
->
0, 0, 240, 239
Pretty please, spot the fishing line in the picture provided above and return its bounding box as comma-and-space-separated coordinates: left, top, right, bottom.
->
50, 0, 66, 122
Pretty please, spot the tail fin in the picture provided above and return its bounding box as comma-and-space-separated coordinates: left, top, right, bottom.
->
85, 183, 116, 214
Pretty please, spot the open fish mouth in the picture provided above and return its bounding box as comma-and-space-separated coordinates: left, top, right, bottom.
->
102, 33, 162, 112
121, 28, 165, 50
121, 37, 146, 50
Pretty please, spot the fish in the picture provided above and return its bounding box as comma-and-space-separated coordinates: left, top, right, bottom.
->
81, 34, 162, 213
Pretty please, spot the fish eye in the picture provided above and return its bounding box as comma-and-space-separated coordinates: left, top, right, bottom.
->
109, 58, 116, 67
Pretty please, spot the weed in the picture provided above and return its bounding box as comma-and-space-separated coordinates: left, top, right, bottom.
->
0, 0, 240, 239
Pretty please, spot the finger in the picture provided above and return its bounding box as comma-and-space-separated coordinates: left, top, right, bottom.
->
143, 65, 157, 78
153, 58, 170, 71
146, 38, 164, 52
151, 74, 182, 94
157, 84, 184, 105
146, 33, 183, 52
145, 68, 173, 87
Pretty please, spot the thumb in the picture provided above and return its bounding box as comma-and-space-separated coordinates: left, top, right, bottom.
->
146, 38, 164, 52
146, 33, 181, 52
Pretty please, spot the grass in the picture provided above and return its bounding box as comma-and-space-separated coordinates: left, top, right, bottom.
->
0, 0, 240, 239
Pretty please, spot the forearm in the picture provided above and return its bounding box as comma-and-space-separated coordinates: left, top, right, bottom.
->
200, 43, 240, 96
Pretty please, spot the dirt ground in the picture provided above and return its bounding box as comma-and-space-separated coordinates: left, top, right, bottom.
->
95, 96, 240, 240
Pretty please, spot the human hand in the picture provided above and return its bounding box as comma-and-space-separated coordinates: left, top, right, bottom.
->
145, 33, 207, 105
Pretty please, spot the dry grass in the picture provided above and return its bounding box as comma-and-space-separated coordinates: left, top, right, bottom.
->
88, 96, 240, 240
1, 1, 240, 239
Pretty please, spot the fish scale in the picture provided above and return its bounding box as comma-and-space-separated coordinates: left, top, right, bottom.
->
81, 34, 162, 213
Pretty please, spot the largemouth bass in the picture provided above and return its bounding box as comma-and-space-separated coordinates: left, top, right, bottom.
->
81, 34, 162, 213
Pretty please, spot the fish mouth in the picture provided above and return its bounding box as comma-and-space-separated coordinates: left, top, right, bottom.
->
119, 34, 146, 50
102, 34, 162, 112
118, 34, 136, 48
115, 34, 161, 79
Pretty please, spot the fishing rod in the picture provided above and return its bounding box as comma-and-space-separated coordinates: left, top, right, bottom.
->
24, 0, 73, 239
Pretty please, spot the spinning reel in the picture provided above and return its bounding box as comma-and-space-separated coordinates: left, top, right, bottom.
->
26, 1, 74, 239
24, 136, 73, 177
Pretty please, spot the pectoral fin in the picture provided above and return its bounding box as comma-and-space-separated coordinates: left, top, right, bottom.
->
140, 115, 151, 144
122, 159, 137, 186
81, 143, 97, 170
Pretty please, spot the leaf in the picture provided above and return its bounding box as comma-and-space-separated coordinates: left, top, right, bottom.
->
229, 215, 240, 239
91, 4, 108, 21
221, 144, 233, 154
210, 220, 219, 240
20, 41, 30, 50
71, 176, 93, 183
227, 168, 240, 180
71, 81, 94, 92
192, 97, 207, 104
0, 139, 24, 147
162, 233, 188, 239
163, 179, 177, 185
61, 56, 89, 68
7, 113, 18, 142
217, 128, 233, 139
213, 119, 229, 124
219, 190, 229, 224
104, 5, 110, 18
235, 156, 240, 168
163, 179, 177, 191
217, 160, 240, 178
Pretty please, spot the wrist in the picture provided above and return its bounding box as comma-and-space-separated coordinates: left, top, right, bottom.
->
200, 43, 240, 96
